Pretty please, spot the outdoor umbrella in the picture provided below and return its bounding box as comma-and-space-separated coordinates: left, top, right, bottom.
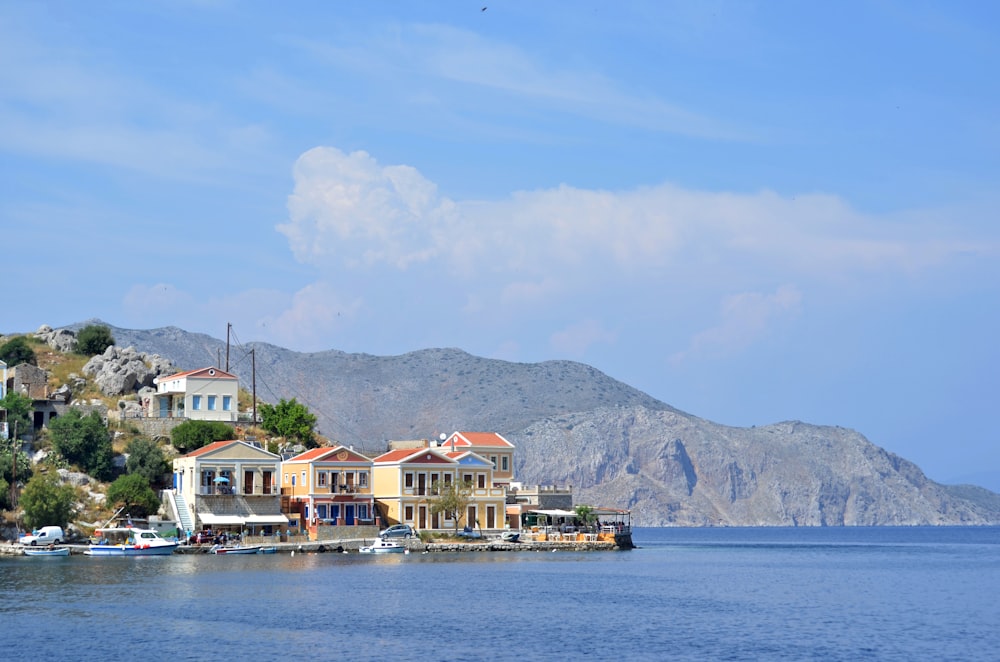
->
213, 476, 230, 483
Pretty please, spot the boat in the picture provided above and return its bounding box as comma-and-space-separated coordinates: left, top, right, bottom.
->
500, 530, 520, 542
359, 538, 407, 554
258, 546, 277, 554
23, 546, 70, 557
211, 544, 263, 555
85, 526, 179, 556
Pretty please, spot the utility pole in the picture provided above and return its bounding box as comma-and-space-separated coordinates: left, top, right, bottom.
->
251, 348, 257, 426
226, 323, 232, 372
10, 420, 16, 509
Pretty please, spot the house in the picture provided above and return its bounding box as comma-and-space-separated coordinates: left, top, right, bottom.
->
150, 367, 239, 421
171, 440, 287, 534
280, 445, 376, 531
441, 431, 516, 487
372, 442, 506, 532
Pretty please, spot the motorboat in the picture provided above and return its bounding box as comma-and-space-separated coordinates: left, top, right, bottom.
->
359, 538, 407, 554
500, 530, 520, 542
23, 546, 70, 557
211, 544, 263, 555
85, 526, 179, 556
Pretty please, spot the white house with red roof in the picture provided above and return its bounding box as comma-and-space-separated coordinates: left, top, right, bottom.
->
150, 367, 239, 422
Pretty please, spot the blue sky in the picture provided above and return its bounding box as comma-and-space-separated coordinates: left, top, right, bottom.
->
3, 2, 999, 489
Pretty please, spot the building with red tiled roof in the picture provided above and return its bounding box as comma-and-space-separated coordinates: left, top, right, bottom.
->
281, 446, 375, 531
441, 431, 516, 486
151, 367, 239, 422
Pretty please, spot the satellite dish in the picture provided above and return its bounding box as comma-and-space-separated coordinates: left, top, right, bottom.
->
439, 433, 447, 441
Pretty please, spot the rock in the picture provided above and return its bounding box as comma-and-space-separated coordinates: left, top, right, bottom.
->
35, 325, 78, 353
57, 469, 91, 487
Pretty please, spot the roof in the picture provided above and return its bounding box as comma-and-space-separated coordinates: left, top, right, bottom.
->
373, 448, 456, 465
445, 431, 515, 449
182, 440, 279, 460
284, 445, 371, 464
155, 367, 238, 382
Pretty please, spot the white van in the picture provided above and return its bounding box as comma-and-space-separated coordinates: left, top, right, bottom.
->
19, 526, 65, 546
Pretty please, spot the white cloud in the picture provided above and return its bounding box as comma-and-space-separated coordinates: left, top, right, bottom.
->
254, 282, 362, 350
671, 285, 803, 363
550, 319, 617, 357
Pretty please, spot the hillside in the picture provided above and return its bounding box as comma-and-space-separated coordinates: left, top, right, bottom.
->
58, 321, 1000, 526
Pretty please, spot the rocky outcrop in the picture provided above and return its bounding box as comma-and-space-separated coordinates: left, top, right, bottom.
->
82, 345, 176, 396
34, 324, 78, 353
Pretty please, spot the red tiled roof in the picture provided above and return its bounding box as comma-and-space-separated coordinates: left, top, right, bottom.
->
184, 439, 240, 458
285, 445, 370, 464
373, 448, 455, 465
157, 367, 238, 381
446, 431, 515, 448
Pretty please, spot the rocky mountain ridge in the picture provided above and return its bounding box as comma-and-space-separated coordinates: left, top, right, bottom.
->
51, 321, 1000, 526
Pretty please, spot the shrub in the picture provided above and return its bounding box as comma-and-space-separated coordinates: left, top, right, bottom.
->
49, 409, 115, 481
76, 324, 115, 356
171, 420, 235, 454
21, 473, 76, 530
0, 336, 35, 367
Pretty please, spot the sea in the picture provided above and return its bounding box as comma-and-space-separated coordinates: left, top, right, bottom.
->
3, 526, 999, 661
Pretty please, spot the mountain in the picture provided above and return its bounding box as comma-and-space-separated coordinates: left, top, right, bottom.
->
64, 321, 1000, 526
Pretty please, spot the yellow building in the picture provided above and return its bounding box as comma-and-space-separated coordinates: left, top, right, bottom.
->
441, 431, 516, 487
372, 443, 506, 533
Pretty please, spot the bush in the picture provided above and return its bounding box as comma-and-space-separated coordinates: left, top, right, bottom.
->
21, 473, 76, 530
125, 437, 168, 487
49, 409, 115, 481
76, 324, 115, 356
171, 420, 235, 454
0, 336, 36, 367
106, 473, 161, 518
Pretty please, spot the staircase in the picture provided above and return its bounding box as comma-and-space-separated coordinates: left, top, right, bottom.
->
165, 490, 195, 535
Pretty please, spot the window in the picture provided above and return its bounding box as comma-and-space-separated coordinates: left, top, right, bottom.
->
358, 472, 368, 487
223, 395, 232, 411
463, 473, 473, 484
358, 504, 369, 519
284, 473, 289, 484
317, 471, 327, 487
208, 396, 217, 410
192, 395, 201, 410
478, 474, 486, 489
490, 455, 497, 469
501, 456, 509, 472
318, 504, 328, 519
405, 473, 414, 488
291, 474, 296, 487
301, 471, 306, 487
444, 474, 452, 485
404, 505, 414, 522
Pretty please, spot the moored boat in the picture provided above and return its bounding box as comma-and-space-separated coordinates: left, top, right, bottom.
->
211, 544, 263, 555
85, 526, 179, 556
24, 546, 70, 557
359, 538, 407, 554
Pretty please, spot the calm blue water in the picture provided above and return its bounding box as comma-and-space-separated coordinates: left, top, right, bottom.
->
3, 527, 999, 661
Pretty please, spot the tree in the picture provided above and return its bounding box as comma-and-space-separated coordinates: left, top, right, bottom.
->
0, 391, 33, 439
125, 437, 168, 487
170, 420, 235, 454
0, 336, 36, 367
429, 479, 474, 534
575, 504, 597, 528
49, 409, 115, 481
20, 472, 76, 530
0, 443, 32, 510
106, 473, 161, 518
259, 398, 317, 447
76, 324, 115, 356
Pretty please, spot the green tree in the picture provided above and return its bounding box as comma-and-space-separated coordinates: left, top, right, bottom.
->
170, 420, 235, 454
125, 437, 169, 487
20, 472, 76, 529
0, 444, 32, 510
0, 336, 36, 367
49, 409, 115, 481
429, 479, 474, 533
574, 504, 597, 528
106, 473, 161, 518
259, 398, 317, 447
0, 391, 33, 439
76, 324, 115, 356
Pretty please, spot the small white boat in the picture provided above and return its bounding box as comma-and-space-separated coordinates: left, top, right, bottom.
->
211, 544, 263, 555
500, 531, 520, 542
359, 538, 406, 554
24, 547, 70, 557
86, 526, 179, 556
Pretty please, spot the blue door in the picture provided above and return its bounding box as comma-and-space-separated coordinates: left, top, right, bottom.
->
345, 505, 355, 525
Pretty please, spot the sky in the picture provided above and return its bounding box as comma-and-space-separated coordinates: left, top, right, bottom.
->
2, 1, 999, 489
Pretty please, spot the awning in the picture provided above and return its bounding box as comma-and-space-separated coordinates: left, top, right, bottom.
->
245, 515, 289, 525
529, 509, 578, 518
197, 514, 244, 526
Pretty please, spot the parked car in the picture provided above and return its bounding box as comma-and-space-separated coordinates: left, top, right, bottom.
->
379, 524, 416, 539
19, 526, 64, 546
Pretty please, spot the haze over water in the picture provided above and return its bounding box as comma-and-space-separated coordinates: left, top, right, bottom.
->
4, 527, 998, 661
